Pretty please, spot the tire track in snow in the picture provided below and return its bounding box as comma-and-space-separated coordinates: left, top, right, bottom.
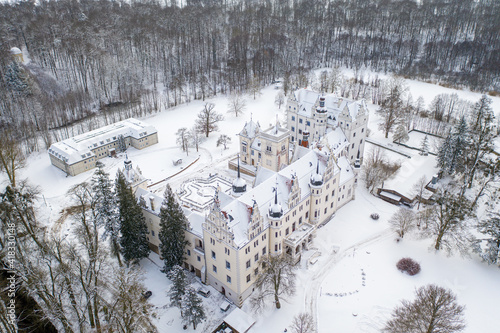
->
304, 228, 396, 333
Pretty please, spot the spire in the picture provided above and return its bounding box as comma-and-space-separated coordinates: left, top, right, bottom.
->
124, 153, 132, 171
310, 159, 323, 186
237, 154, 241, 178
275, 114, 279, 134
269, 178, 283, 218
232, 156, 247, 195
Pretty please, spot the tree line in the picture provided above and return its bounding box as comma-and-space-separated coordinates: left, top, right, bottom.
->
1, 0, 499, 152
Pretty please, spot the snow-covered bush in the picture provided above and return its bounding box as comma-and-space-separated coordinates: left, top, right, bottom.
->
396, 258, 421, 276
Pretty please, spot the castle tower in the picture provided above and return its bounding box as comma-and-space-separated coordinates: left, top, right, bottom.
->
312, 96, 328, 142
10, 47, 23, 63
268, 180, 284, 256
232, 155, 247, 196
309, 160, 324, 225
259, 118, 290, 172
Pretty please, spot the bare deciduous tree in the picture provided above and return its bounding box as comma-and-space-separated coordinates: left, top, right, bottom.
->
216, 134, 231, 150
195, 103, 223, 137
0, 133, 26, 187
383, 284, 466, 333
227, 93, 246, 117
251, 255, 296, 311
362, 148, 401, 194
389, 208, 416, 239
176, 127, 190, 155
290, 312, 315, 333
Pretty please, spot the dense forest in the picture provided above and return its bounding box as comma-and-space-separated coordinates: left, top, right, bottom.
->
0, 0, 499, 151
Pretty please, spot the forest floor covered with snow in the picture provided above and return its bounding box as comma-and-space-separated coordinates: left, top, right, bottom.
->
4, 69, 500, 332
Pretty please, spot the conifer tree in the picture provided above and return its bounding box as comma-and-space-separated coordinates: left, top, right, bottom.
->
465, 95, 496, 188
181, 286, 206, 330
115, 170, 150, 265
477, 211, 500, 266
420, 135, 429, 156
167, 265, 188, 308
437, 116, 468, 175
159, 184, 189, 272
91, 162, 122, 265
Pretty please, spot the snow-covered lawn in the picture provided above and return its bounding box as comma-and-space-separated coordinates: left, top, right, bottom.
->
4, 71, 500, 333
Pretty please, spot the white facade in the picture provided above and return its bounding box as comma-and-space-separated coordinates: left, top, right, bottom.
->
286, 89, 369, 164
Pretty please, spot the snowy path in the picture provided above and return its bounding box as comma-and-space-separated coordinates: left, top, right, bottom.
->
304, 228, 396, 332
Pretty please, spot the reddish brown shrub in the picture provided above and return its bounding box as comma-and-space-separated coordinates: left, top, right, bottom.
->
397, 257, 421, 276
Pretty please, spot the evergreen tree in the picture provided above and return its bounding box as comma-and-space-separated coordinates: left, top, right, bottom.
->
159, 184, 189, 272
91, 162, 122, 266
420, 135, 429, 156
437, 116, 468, 175
167, 265, 188, 308
477, 211, 500, 266
181, 287, 206, 330
465, 95, 496, 188
115, 170, 150, 265
5, 61, 30, 95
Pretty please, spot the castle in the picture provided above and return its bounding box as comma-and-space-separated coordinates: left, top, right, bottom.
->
132, 90, 368, 306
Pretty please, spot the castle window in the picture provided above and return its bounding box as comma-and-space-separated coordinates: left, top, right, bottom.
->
262, 247, 266, 255
291, 126, 295, 132
243, 146, 247, 152
197, 256, 201, 262
285, 228, 289, 235
299, 129, 302, 134
352, 143, 355, 149
151, 230, 155, 237
266, 146, 271, 152
254, 268, 259, 276
212, 251, 216, 259
226, 261, 231, 270
360, 139, 363, 144
247, 274, 251, 282
254, 254, 259, 262
326, 195, 329, 202
299, 119, 303, 124
324, 208, 327, 214
213, 265, 217, 273
353, 132, 356, 137
305, 212, 309, 218
275, 244, 278, 251
251, 150, 254, 155
306, 121, 310, 126
246, 260, 251, 269
291, 116, 295, 120
361, 128, 364, 133
299, 217, 302, 224
187, 249, 190, 256
227, 275, 231, 283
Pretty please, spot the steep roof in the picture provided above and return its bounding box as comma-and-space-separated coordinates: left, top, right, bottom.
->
239, 120, 260, 139
293, 89, 367, 123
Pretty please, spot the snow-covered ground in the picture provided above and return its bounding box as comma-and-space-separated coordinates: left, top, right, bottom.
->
4, 72, 500, 332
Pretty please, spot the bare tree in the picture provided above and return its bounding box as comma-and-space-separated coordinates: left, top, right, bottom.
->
383, 284, 466, 333
176, 127, 190, 155
275, 91, 285, 109
227, 93, 246, 117
189, 126, 204, 153
412, 176, 428, 210
195, 103, 223, 137
362, 148, 401, 194
377, 77, 406, 138
248, 76, 261, 99
421, 187, 475, 255
393, 124, 409, 144
389, 208, 416, 239
290, 312, 315, 333
216, 134, 231, 150
251, 255, 296, 311
0, 133, 26, 187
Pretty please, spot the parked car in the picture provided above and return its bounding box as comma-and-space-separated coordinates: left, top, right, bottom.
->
197, 286, 211, 298
142, 290, 152, 299
220, 300, 230, 312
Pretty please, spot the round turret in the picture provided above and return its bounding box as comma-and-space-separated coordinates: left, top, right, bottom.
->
310, 161, 323, 186
316, 96, 327, 113
268, 183, 283, 219
232, 155, 247, 196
